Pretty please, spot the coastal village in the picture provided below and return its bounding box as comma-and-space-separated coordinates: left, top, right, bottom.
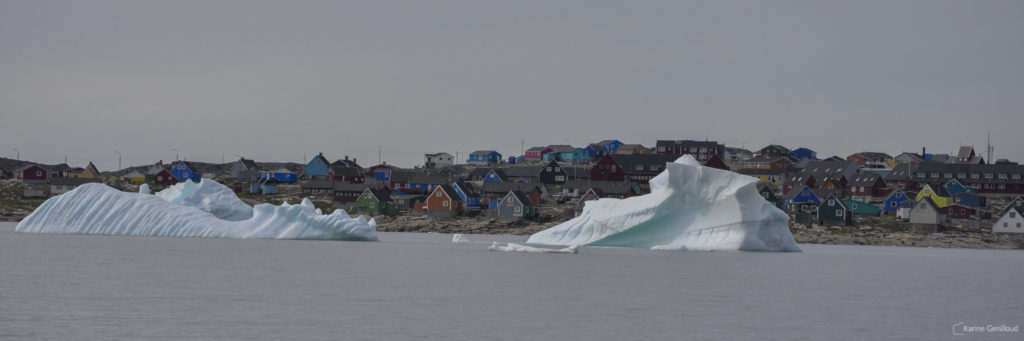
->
2, 139, 1024, 247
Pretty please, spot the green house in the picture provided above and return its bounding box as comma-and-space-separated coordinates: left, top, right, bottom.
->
356, 188, 398, 216
843, 199, 880, 216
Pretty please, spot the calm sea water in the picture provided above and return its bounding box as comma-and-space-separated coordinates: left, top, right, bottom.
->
1, 222, 1021, 340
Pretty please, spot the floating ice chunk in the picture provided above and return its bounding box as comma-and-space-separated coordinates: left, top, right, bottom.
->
452, 234, 472, 243
155, 179, 253, 221
139, 183, 151, 195
488, 242, 580, 254
527, 155, 800, 252
16, 183, 377, 241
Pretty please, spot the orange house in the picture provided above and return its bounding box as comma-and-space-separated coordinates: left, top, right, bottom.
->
426, 185, 463, 217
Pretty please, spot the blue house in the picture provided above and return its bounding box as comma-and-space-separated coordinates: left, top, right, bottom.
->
452, 181, 482, 209
944, 179, 976, 197
258, 170, 298, 183
548, 147, 589, 164
482, 169, 507, 184
783, 185, 823, 209
586, 144, 608, 159
305, 153, 331, 178
953, 192, 986, 208
792, 147, 818, 160
250, 180, 278, 195
468, 150, 502, 165
597, 139, 624, 154
171, 161, 202, 182
882, 189, 912, 215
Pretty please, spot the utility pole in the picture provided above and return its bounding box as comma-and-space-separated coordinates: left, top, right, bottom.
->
170, 147, 179, 161
987, 130, 993, 162
378, 145, 382, 165
12, 148, 19, 161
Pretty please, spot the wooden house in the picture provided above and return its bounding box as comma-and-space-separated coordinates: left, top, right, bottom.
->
947, 204, 979, 220
50, 178, 100, 195
481, 169, 508, 184
538, 160, 568, 184
468, 150, 502, 165
367, 164, 397, 181
524, 147, 553, 161
249, 180, 278, 195
328, 166, 365, 184
739, 169, 787, 188
548, 146, 589, 164
758, 184, 783, 208
0, 165, 10, 179
739, 157, 793, 170
702, 154, 730, 171
480, 183, 546, 206
71, 162, 101, 179
333, 183, 367, 208
591, 155, 625, 182
305, 153, 331, 178
426, 185, 463, 217
992, 208, 1024, 233
843, 199, 880, 216
783, 186, 825, 210
884, 163, 917, 190
881, 189, 912, 215
614, 154, 677, 184
582, 182, 641, 199
258, 169, 298, 183
394, 194, 426, 211
791, 147, 817, 160
916, 184, 953, 208
357, 188, 398, 216
231, 157, 260, 181
171, 161, 201, 182
586, 143, 608, 160
17, 165, 49, 184
847, 173, 889, 202
944, 179, 976, 197
908, 162, 1024, 195
846, 152, 892, 169
407, 173, 450, 195
452, 181, 482, 209
756, 144, 792, 159
655, 140, 725, 162
122, 170, 147, 183
301, 181, 334, 197
151, 169, 179, 186
817, 194, 853, 225
1002, 196, 1024, 216
496, 190, 537, 220
330, 156, 363, 170
952, 192, 986, 208
616, 144, 651, 155
909, 197, 948, 233
955, 146, 984, 164
596, 139, 624, 154
424, 153, 454, 169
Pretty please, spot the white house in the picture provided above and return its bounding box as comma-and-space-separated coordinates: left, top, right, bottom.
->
992, 207, 1024, 234
424, 153, 454, 169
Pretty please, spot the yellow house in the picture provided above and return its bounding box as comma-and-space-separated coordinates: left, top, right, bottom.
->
916, 184, 953, 207
123, 170, 147, 183
69, 162, 101, 179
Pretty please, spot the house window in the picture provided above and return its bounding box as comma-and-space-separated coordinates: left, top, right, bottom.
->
1010, 212, 1016, 218
611, 166, 616, 172
547, 167, 552, 172
998, 174, 1007, 179
971, 173, 979, 179
635, 165, 643, 171
930, 173, 939, 178
555, 175, 565, 181
442, 200, 448, 207
835, 209, 843, 217
436, 192, 441, 198
957, 173, 966, 178
985, 173, 993, 179
1004, 222, 1009, 227
828, 199, 834, 206
943, 173, 952, 178
514, 206, 521, 213
852, 203, 858, 209
895, 193, 902, 198
890, 202, 897, 207
555, 167, 561, 172
999, 184, 1006, 190
917, 172, 926, 178
36, 171, 42, 176
369, 202, 375, 209
1018, 223, 1021, 228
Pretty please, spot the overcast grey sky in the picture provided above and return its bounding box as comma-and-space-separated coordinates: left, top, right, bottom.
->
1, 0, 1022, 170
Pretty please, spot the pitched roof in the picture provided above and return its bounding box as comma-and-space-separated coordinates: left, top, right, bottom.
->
436, 184, 462, 201
957, 146, 975, 159
885, 163, 916, 181
470, 150, 498, 156
502, 166, 544, 178
238, 158, 258, 169
311, 153, 330, 165
364, 188, 393, 202
596, 139, 621, 146
525, 146, 550, 153
454, 182, 480, 198
330, 166, 362, 177
849, 173, 883, 187
611, 154, 677, 175
737, 168, 787, 176
409, 173, 450, 185
546, 145, 577, 153
506, 190, 535, 207
301, 181, 333, 190
333, 182, 368, 192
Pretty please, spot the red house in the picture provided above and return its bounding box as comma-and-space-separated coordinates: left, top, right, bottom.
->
152, 169, 180, 186
17, 165, 49, 184
328, 166, 365, 184
525, 147, 553, 161
847, 173, 890, 202
591, 155, 625, 181
426, 185, 463, 217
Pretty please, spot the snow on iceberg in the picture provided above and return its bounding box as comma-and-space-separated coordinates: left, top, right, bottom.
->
155, 179, 253, 221
488, 242, 580, 254
16, 183, 378, 241
527, 155, 800, 252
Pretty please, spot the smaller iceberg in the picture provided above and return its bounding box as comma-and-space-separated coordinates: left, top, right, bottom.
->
452, 234, 472, 243
17, 181, 377, 241
155, 179, 253, 221
488, 242, 580, 254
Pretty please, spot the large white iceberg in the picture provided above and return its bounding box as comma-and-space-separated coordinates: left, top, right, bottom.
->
527, 155, 800, 252
16, 181, 378, 241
